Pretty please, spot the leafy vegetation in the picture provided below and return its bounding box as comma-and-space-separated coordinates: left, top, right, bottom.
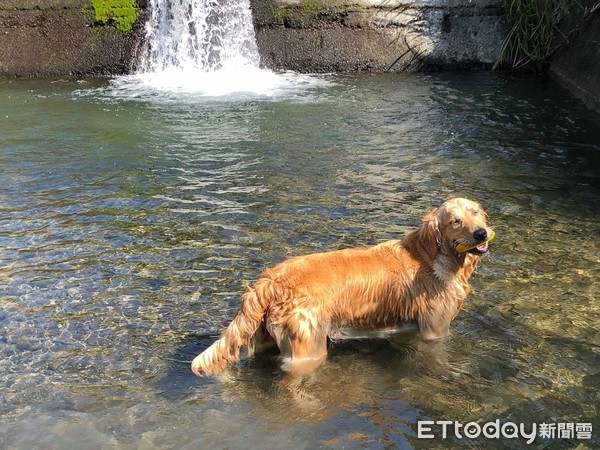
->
494, 0, 597, 70
495, 0, 568, 70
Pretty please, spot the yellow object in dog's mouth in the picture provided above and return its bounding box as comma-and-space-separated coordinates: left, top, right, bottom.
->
456, 230, 496, 253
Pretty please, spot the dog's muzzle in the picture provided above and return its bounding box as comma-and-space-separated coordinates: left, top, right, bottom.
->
456, 230, 496, 254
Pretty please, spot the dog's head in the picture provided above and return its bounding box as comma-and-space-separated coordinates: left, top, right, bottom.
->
415, 198, 494, 263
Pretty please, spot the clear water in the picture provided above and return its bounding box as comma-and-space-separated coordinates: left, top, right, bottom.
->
0, 72, 599, 449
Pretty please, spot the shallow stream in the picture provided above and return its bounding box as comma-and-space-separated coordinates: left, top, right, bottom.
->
1, 72, 599, 448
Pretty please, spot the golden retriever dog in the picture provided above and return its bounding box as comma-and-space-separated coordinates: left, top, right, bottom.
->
192, 197, 494, 377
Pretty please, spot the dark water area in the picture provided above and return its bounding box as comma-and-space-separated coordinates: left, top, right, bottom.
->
0, 72, 598, 449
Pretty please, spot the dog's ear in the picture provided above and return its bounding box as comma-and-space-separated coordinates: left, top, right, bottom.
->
419, 209, 441, 262
405, 207, 441, 264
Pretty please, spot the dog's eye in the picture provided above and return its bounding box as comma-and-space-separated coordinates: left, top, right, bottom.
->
450, 218, 462, 227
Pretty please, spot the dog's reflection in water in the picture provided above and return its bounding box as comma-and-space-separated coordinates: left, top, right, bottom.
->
216, 328, 454, 415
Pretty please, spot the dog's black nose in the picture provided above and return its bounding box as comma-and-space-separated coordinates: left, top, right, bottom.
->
473, 228, 488, 242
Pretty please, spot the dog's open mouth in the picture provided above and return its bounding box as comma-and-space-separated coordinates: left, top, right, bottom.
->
468, 241, 489, 254
456, 230, 495, 254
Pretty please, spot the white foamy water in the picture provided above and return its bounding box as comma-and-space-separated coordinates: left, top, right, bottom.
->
140, 0, 260, 73
108, 65, 332, 101
108, 0, 330, 99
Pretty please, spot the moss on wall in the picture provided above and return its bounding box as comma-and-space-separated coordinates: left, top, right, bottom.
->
89, 0, 139, 32
274, 0, 339, 20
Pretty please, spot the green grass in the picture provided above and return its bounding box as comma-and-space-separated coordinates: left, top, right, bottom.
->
494, 0, 569, 70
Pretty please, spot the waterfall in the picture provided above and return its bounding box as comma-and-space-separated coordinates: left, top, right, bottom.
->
105, 0, 329, 98
139, 0, 260, 73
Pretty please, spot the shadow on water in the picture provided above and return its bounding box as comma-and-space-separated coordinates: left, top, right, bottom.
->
156, 334, 221, 399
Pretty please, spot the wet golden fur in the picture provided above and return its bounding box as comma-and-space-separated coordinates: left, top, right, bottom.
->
192, 198, 493, 377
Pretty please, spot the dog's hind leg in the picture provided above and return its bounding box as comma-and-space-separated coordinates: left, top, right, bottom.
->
247, 322, 277, 356
275, 321, 329, 377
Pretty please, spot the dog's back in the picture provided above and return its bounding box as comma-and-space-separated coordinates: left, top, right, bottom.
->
192, 240, 431, 377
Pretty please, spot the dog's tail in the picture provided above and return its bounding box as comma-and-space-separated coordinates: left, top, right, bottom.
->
191, 277, 276, 377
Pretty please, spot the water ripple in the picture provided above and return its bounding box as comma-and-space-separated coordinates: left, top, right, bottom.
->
1, 73, 599, 448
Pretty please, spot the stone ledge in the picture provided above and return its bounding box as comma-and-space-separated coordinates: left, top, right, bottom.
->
252, 0, 506, 72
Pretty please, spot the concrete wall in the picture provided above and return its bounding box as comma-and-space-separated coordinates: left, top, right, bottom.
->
251, 0, 507, 72
0, 0, 507, 76
549, 1, 600, 112
0, 0, 142, 77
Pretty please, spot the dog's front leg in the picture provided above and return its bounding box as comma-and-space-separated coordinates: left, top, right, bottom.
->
417, 300, 460, 342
